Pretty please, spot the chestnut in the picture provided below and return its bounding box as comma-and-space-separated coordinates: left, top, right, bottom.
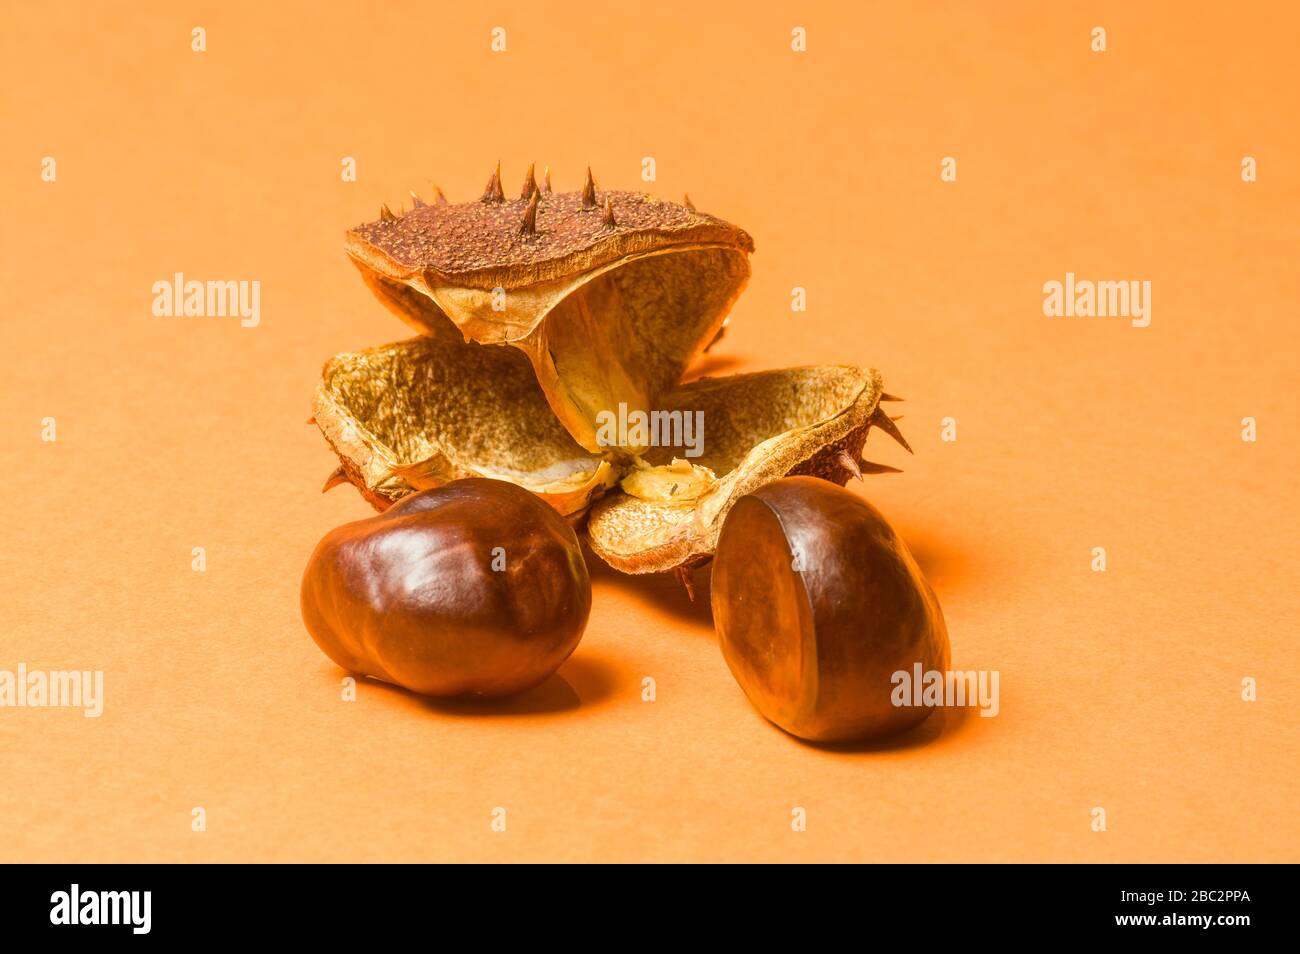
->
301, 478, 591, 698
710, 477, 950, 741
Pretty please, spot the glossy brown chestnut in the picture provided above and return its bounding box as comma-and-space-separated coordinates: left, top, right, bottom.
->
301, 478, 591, 698
711, 477, 950, 741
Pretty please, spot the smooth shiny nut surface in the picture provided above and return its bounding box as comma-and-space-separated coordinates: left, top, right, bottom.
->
711, 477, 950, 742
301, 478, 591, 698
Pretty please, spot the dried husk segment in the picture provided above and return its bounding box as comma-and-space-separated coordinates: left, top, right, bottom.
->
345, 174, 753, 454
312, 330, 615, 516
311, 334, 907, 573
586, 365, 897, 574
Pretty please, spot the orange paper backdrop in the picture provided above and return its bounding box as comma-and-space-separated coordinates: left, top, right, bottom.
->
2, 1, 1296, 862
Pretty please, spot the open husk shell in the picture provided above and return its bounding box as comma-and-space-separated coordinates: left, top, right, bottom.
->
314, 167, 912, 575
313, 336, 904, 572
312, 331, 616, 516
585, 365, 891, 573
346, 170, 754, 455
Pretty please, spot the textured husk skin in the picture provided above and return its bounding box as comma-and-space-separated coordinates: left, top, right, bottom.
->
348, 189, 753, 290
585, 366, 884, 574
312, 335, 616, 516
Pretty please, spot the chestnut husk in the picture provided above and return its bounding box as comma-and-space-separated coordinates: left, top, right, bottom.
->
313, 168, 912, 578
315, 335, 905, 574
346, 171, 753, 454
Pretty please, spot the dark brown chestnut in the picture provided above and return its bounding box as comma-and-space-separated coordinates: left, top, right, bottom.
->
710, 477, 950, 741
301, 478, 591, 698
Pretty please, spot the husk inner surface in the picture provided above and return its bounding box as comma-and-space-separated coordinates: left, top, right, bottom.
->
317, 335, 607, 504
354, 245, 751, 454
636, 367, 871, 477
585, 365, 879, 570
316, 338, 876, 571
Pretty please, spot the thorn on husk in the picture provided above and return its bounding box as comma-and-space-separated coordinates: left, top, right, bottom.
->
582, 167, 597, 209
482, 161, 505, 203
871, 407, 913, 454
684, 194, 696, 212
322, 466, 349, 493
675, 566, 696, 602
542, 167, 552, 193
409, 191, 426, 208
837, 449, 863, 481
602, 196, 617, 227
704, 319, 728, 353
859, 460, 903, 475
519, 189, 540, 236
520, 162, 538, 200
433, 185, 448, 205
879, 392, 904, 402
379, 204, 398, 221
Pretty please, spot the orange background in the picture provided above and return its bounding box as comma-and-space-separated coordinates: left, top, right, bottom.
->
3, 1, 1297, 862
